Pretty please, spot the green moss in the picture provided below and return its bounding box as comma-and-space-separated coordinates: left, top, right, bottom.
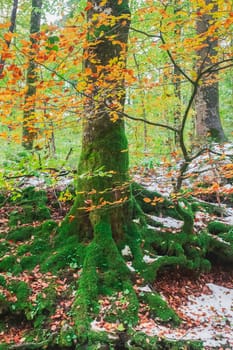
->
9, 204, 51, 226
219, 229, 233, 243
0, 193, 5, 206
35, 205, 51, 220
41, 239, 83, 273
0, 255, 21, 272
144, 292, 180, 324
41, 219, 58, 233
208, 230, 233, 264
190, 198, 225, 216
176, 200, 194, 235
57, 324, 77, 347
8, 280, 30, 312
0, 293, 9, 315
144, 255, 187, 282
26, 286, 56, 325
0, 241, 10, 258
20, 255, 40, 271
0, 275, 6, 287
7, 226, 37, 241
208, 221, 233, 234
129, 330, 203, 349
12, 186, 48, 205
124, 221, 145, 271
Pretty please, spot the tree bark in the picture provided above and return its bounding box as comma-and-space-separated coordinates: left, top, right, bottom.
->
22, 0, 42, 150
62, 0, 132, 242
0, 0, 19, 77
195, 0, 227, 143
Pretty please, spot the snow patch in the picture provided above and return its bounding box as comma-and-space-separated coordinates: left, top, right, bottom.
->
143, 255, 158, 264
137, 283, 233, 348
178, 283, 233, 347
126, 261, 136, 272
138, 285, 153, 293
121, 245, 132, 257
148, 215, 183, 229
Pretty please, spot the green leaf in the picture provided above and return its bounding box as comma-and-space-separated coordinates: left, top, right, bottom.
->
117, 323, 125, 331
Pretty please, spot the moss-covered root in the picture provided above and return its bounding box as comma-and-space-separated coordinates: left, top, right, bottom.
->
126, 330, 204, 350
176, 200, 194, 235
208, 221, 233, 235
131, 182, 179, 218
143, 292, 180, 325
72, 216, 139, 342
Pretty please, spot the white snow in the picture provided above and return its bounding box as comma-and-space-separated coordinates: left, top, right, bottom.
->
121, 245, 133, 257
137, 284, 153, 293
136, 283, 233, 348
177, 283, 233, 347
148, 215, 183, 229
143, 255, 158, 264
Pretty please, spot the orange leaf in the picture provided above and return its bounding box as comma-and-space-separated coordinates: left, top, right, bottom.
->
68, 215, 75, 222
143, 197, 151, 203
85, 2, 93, 11
0, 22, 11, 29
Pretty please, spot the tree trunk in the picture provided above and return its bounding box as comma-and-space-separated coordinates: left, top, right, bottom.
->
61, 0, 132, 241
195, 0, 227, 143
0, 0, 19, 77
22, 0, 42, 150
49, 0, 229, 342
58, 0, 141, 333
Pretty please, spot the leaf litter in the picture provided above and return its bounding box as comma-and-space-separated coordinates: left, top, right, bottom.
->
0, 152, 233, 348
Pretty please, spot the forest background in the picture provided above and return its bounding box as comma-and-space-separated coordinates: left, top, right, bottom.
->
0, 0, 233, 349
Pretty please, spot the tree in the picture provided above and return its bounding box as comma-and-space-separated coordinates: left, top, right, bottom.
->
22, 0, 42, 150
0, 0, 18, 77
58, 0, 142, 332
56, 0, 225, 339
195, 0, 227, 143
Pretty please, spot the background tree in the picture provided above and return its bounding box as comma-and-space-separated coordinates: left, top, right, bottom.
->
0, 0, 18, 77
22, 0, 42, 150
195, 0, 227, 143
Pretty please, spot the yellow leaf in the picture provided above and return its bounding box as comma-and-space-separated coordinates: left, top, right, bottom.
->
110, 111, 119, 123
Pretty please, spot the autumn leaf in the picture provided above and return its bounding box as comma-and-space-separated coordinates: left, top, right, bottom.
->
143, 197, 151, 203
84, 2, 93, 11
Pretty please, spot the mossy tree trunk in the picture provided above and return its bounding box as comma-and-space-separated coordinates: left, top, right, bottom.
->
53, 1, 226, 345
62, 0, 132, 242
22, 0, 42, 150
58, 0, 144, 335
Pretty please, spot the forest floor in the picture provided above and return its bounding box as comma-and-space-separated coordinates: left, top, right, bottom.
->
0, 147, 233, 349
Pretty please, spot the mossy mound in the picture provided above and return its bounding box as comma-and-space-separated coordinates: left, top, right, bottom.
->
208, 221, 233, 235
0, 220, 59, 274
8, 187, 51, 227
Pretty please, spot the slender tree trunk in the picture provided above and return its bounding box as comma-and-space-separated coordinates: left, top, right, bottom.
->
133, 54, 148, 153
195, 0, 227, 143
0, 0, 19, 77
173, 0, 182, 145
22, 0, 42, 150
